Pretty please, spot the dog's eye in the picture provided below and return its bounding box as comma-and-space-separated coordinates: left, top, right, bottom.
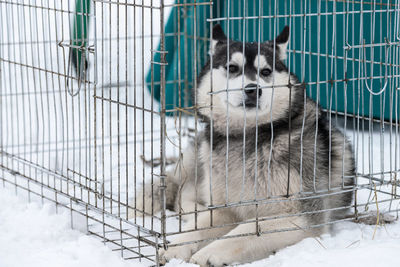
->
226, 65, 239, 73
261, 68, 272, 76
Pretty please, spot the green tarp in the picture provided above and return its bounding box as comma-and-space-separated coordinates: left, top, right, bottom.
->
147, 0, 398, 121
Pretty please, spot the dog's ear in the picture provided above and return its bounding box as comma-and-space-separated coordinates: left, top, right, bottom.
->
274, 26, 289, 60
210, 24, 227, 54
212, 24, 227, 41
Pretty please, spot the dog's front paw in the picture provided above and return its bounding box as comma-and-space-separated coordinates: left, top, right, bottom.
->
159, 245, 194, 265
190, 246, 230, 267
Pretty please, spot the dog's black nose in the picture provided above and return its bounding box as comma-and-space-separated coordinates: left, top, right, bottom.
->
244, 84, 262, 108
245, 83, 262, 98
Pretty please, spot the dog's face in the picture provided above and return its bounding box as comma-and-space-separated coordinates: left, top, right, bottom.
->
197, 25, 296, 133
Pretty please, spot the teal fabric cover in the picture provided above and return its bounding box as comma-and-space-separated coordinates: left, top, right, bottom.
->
147, 0, 398, 121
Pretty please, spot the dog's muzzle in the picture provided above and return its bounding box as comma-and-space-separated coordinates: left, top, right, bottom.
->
244, 83, 262, 108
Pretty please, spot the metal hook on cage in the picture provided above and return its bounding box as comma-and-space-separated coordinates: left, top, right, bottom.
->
65, 46, 86, 97
362, 39, 389, 96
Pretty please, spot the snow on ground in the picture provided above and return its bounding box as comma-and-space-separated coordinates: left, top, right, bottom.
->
0, 186, 145, 267
242, 221, 400, 267
1, 183, 400, 267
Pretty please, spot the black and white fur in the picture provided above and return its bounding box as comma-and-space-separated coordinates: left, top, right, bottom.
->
131, 25, 355, 266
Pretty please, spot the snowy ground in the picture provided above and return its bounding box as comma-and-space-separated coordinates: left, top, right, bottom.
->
1, 184, 400, 267
0, 185, 142, 267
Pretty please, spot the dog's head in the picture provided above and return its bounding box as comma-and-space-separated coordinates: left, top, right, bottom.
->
197, 24, 301, 133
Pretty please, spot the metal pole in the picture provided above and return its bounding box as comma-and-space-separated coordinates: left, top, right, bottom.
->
159, 0, 167, 251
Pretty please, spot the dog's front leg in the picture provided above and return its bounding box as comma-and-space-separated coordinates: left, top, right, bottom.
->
190, 216, 313, 267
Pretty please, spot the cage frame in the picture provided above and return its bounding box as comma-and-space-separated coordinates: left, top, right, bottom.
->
0, 0, 400, 266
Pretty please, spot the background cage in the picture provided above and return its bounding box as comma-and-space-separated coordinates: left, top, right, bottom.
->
0, 0, 400, 266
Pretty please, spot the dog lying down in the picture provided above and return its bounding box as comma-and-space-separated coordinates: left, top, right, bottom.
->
131, 25, 356, 266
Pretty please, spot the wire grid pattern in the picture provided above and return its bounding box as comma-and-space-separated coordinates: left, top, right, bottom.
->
0, 0, 399, 266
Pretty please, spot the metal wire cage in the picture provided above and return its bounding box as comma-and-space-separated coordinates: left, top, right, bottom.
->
0, 0, 400, 266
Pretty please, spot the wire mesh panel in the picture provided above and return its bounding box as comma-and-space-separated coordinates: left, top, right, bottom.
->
159, 2, 400, 263
1, 0, 400, 266
0, 0, 167, 263
0, 0, 97, 209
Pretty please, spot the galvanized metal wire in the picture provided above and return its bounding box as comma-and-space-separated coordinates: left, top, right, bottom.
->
0, 0, 400, 266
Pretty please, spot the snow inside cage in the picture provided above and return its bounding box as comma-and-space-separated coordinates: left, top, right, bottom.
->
0, 0, 400, 266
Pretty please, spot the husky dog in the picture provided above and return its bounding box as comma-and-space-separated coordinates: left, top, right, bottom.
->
131, 25, 355, 266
